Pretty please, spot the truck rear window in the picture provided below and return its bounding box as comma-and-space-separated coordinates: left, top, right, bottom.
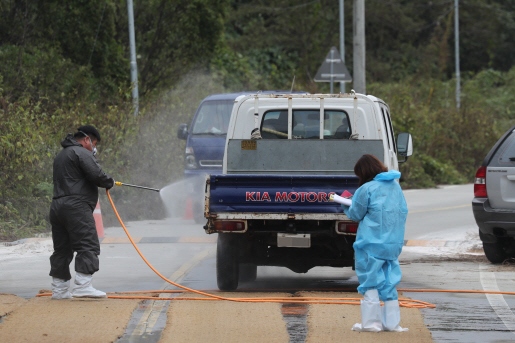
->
261, 110, 350, 139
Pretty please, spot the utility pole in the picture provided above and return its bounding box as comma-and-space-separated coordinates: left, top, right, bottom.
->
455, 0, 460, 109
340, 0, 345, 93
353, 0, 365, 94
127, 0, 139, 116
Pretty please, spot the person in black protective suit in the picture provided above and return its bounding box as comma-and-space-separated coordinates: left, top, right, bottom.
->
49, 125, 115, 299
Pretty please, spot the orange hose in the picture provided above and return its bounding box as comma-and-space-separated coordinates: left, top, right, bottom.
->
37, 189, 438, 308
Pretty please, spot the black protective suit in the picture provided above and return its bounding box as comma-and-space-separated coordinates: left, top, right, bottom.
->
49, 134, 114, 280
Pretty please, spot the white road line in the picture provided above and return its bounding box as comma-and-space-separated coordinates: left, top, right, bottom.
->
479, 264, 515, 334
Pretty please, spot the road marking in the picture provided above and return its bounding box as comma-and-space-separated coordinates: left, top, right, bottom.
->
177, 236, 218, 243
405, 240, 446, 247
409, 204, 471, 214
98, 236, 217, 244
479, 264, 515, 334
101, 237, 142, 244
130, 246, 216, 337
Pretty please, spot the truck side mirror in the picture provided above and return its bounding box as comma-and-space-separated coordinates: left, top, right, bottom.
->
177, 123, 188, 140
397, 133, 413, 163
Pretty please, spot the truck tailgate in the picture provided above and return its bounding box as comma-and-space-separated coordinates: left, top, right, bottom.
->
207, 174, 359, 214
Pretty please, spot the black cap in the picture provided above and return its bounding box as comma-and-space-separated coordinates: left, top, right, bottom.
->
77, 125, 101, 142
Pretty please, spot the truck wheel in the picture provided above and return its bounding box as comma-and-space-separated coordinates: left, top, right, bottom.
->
239, 264, 257, 283
483, 241, 507, 264
216, 233, 239, 291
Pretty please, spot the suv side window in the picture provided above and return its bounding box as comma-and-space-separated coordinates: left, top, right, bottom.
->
489, 130, 515, 167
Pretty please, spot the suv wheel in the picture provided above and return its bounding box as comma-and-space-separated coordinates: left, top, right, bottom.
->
216, 233, 239, 290
483, 241, 507, 264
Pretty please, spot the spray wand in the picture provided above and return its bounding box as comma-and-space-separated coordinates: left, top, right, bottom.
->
115, 181, 160, 192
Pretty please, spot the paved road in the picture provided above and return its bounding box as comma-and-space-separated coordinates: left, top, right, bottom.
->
1, 184, 515, 342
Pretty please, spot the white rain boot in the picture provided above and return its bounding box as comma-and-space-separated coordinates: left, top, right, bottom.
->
382, 300, 409, 332
71, 272, 107, 298
352, 289, 383, 332
51, 278, 72, 299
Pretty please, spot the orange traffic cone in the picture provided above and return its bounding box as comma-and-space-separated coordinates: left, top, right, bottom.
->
183, 197, 194, 220
93, 200, 105, 238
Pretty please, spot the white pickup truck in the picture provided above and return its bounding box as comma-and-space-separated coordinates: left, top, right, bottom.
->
203, 92, 413, 290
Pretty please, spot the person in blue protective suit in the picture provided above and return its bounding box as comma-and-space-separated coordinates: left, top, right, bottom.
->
342, 154, 408, 332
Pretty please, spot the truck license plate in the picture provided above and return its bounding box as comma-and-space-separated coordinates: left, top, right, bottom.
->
277, 233, 311, 248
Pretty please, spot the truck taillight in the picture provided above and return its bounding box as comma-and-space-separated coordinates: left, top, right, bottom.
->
337, 222, 358, 234
474, 166, 487, 198
214, 221, 246, 232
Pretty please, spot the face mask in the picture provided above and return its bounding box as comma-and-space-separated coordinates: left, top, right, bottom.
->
88, 137, 97, 156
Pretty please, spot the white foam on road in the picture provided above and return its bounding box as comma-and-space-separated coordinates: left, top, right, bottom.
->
402, 226, 482, 258
0, 240, 53, 262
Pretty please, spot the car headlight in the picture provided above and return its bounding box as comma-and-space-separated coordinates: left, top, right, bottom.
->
185, 149, 198, 169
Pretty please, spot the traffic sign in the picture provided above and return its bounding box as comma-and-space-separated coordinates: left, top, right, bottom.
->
314, 47, 352, 82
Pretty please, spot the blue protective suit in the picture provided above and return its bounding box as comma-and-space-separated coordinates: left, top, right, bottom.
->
342, 170, 408, 301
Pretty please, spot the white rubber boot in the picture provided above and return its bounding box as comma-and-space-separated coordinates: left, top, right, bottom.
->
71, 272, 107, 298
382, 300, 409, 332
51, 278, 72, 299
352, 289, 383, 332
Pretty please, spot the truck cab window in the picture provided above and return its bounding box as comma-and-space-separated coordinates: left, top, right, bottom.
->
191, 100, 233, 135
261, 110, 350, 139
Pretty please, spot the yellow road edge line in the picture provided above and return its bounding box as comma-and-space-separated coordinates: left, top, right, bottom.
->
130, 247, 216, 336
409, 204, 471, 214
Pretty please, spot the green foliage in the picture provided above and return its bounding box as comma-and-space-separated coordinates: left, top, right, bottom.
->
3, 0, 515, 240
116, 0, 229, 94
0, 44, 96, 102
369, 67, 515, 188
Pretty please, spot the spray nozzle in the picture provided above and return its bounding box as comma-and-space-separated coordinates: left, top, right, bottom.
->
114, 181, 160, 192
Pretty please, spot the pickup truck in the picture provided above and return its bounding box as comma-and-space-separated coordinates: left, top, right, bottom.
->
203, 92, 413, 290
177, 91, 307, 223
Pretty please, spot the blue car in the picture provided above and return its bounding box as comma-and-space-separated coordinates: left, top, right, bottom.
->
177, 91, 307, 223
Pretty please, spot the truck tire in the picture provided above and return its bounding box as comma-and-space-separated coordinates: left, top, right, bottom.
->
239, 264, 257, 283
216, 233, 239, 291
483, 241, 507, 264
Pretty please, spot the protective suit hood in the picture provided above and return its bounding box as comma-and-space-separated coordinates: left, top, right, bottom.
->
374, 170, 401, 181
61, 133, 83, 149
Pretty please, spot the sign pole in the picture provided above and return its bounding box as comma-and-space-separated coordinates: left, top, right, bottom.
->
455, 0, 460, 109
330, 49, 334, 94
340, 0, 345, 93
353, 0, 366, 94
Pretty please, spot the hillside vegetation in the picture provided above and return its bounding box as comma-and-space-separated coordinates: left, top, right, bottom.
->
1, 0, 514, 239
